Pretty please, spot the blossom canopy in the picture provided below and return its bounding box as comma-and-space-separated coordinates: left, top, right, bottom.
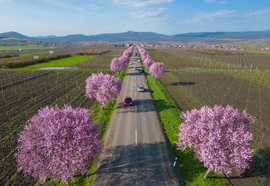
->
144, 57, 154, 69
149, 62, 166, 80
15, 104, 102, 184
85, 72, 122, 107
177, 105, 255, 177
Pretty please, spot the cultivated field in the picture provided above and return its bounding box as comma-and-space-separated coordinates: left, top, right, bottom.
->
147, 47, 270, 185
0, 46, 56, 50
25, 55, 95, 68
0, 47, 126, 185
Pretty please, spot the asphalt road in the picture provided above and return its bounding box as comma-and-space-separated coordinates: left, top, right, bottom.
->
92, 47, 170, 186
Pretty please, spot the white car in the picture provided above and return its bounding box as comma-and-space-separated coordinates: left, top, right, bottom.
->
129, 62, 133, 64
137, 85, 144, 92
137, 59, 140, 62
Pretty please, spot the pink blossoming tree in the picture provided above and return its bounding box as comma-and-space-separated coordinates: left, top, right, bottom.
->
110, 56, 130, 74
123, 45, 134, 58
149, 62, 166, 84
144, 57, 154, 69
14, 104, 102, 184
85, 72, 122, 108
176, 105, 255, 179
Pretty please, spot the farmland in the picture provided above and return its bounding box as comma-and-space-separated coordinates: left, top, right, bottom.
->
147, 47, 270, 185
25, 55, 95, 68
0, 47, 126, 185
0, 46, 56, 50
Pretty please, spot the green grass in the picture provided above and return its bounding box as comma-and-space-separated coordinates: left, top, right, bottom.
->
20, 51, 50, 56
246, 50, 270, 54
143, 66, 231, 186
147, 50, 170, 56
35, 69, 127, 186
24, 56, 95, 68
0, 46, 55, 50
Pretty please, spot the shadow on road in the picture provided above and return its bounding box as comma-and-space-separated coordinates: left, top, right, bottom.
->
92, 143, 171, 186
126, 72, 144, 76
115, 99, 173, 114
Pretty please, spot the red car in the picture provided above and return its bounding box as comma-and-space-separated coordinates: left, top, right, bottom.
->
124, 97, 132, 106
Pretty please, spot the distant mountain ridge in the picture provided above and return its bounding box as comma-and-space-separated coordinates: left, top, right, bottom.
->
0, 30, 270, 42
174, 30, 270, 39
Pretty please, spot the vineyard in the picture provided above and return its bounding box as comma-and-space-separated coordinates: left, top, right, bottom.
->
0, 47, 126, 185
147, 48, 270, 185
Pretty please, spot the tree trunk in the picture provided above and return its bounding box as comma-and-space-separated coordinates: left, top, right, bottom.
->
203, 168, 212, 179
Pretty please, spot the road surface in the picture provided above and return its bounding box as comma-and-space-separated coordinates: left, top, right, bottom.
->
92, 47, 172, 186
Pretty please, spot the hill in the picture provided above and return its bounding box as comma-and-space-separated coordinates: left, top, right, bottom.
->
0, 30, 270, 42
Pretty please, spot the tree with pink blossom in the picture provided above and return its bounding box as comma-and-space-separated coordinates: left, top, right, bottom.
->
119, 56, 129, 66
176, 105, 255, 179
85, 72, 122, 108
123, 45, 134, 58
110, 56, 130, 74
144, 57, 154, 69
14, 104, 102, 184
149, 62, 166, 84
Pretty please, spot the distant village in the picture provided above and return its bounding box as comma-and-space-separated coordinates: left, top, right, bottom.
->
139, 43, 270, 51
1, 39, 269, 51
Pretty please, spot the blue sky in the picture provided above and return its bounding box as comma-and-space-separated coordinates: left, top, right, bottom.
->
0, 0, 269, 36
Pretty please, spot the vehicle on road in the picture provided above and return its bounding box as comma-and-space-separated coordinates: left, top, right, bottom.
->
137, 59, 140, 62
124, 97, 132, 106
139, 69, 144, 73
129, 62, 133, 65
134, 67, 137, 70
137, 85, 144, 92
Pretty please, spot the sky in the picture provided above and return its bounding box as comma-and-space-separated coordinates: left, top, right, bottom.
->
0, 0, 270, 36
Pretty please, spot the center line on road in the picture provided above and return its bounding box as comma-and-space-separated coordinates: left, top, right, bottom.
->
135, 83, 136, 86
135, 129, 137, 144
135, 92, 137, 97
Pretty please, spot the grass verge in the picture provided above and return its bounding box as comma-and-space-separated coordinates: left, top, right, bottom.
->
143, 66, 231, 186
25, 56, 95, 69
35, 69, 127, 186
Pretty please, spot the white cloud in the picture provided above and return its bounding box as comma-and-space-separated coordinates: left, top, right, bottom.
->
204, 0, 227, 5
130, 7, 169, 21
179, 10, 237, 24
0, 0, 11, 3
244, 7, 270, 19
112, 0, 174, 7
77, 4, 100, 11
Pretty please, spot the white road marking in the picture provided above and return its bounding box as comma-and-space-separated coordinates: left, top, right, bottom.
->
135, 92, 137, 97
135, 129, 137, 144
135, 83, 136, 86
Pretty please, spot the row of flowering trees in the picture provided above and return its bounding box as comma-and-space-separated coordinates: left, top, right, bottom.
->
110, 45, 134, 74
137, 45, 255, 179
15, 46, 134, 184
137, 45, 166, 83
